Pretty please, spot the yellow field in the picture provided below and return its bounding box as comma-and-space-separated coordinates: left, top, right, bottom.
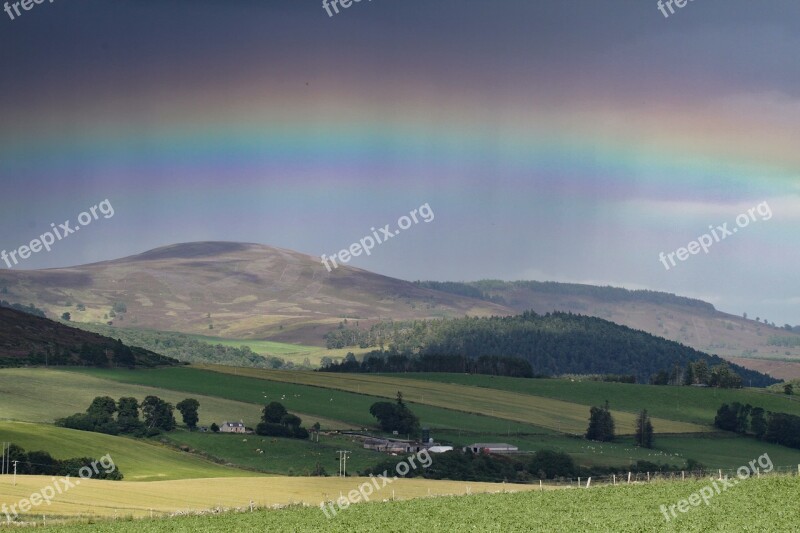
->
196, 365, 709, 435
0, 475, 540, 522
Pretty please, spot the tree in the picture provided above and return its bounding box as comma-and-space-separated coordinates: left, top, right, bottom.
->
528, 450, 577, 479
693, 360, 710, 385
142, 396, 176, 432
210, 422, 220, 433
635, 410, 654, 448
116, 397, 144, 435
262, 402, 288, 424
683, 362, 695, 386
176, 399, 200, 430
61, 312, 71, 321
369, 393, 420, 436
750, 407, 767, 439
586, 401, 615, 442
785, 384, 794, 396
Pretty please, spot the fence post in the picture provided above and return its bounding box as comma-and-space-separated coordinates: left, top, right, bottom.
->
682, 471, 685, 481
647, 472, 650, 482
540, 480, 543, 491
586, 477, 591, 489
613, 474, 616, 485
718, 469, 722, 480
627, 472, 631, 484
578, 477, 581, 487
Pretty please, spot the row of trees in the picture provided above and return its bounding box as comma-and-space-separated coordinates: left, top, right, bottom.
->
0, 443, 122, 479
322, 353, 535, 378
56, 396, 199, 436
650, 360, 743, 388
585, 402, 653, 448
714, 402, 800, 449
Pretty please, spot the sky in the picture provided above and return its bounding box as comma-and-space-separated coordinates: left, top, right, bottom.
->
0, 0, 798, 323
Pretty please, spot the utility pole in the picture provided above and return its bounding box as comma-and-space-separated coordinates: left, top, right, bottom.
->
337, 450, 351, 477
12, 460, 17, 486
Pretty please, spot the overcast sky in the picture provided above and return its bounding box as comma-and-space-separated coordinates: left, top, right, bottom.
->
0, 1, 798, 323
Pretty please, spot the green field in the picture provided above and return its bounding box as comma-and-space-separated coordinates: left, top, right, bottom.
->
40, 475, 800, 532
164, 430, 393, 476
66, 367, 553, 436
188, 365, 707, 435
393, 373, 800, 426
0, 422, 255, 481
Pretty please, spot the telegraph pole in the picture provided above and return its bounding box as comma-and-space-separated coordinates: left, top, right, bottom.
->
12, 460, 17, 486
337, 450, 351, 477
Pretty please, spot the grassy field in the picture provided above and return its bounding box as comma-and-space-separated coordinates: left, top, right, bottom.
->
391, 373, 800, 425
0, 422, 256, 481
163, 430, 397, 476
188, 365, 707, 435
66, 367, 555, 436
0, 475, 531, 524
36, 474, 800, 531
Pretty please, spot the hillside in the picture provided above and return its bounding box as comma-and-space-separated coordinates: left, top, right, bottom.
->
0, 242, 510, 344
0, 307, 179, 367
1, 242, 797, 378
419, 280, 800, 380
321, 312, 777, 386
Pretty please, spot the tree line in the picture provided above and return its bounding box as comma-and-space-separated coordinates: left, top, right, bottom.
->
0, 444, 123, 479
714, 402, 800, 449
650, 359, 743, 388
56, 395, 200, 437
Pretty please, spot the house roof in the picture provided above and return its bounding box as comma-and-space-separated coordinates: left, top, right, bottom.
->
465, 443, 518, 449
223, 422, 244, 427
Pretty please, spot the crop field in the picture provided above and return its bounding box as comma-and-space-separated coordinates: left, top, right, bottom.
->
0, 422, 255, 481
0, 475, 532, 525
188, 365, 707, 435
36, 474, 800, 532
396, 373, 800, 425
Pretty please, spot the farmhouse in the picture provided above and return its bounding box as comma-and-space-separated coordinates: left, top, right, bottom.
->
463, 443, 518, 454
220, 421, 246, 433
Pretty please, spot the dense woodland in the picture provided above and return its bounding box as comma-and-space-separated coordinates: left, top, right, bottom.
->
322, 312, 776, 386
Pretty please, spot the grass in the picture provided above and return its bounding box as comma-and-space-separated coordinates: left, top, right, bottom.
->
392, 373, 800, 426
0, 422, 256, 481
35, 474, 800, 531
191, 365, 707, 435
163, 430, 395, 476
66, 367, 553, 436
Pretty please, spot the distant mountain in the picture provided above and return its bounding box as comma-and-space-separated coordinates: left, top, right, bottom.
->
0, 242, 510, 345
0, 306, 180, 368
416, 280, 800, 380
319, 311, 778, 387
1, 242, 797, 379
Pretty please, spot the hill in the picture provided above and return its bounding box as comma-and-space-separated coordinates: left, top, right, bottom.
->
320, 312, 777, 386
0, 307, 179, 367
417, 280, 800, 380
0, 242, 510, 344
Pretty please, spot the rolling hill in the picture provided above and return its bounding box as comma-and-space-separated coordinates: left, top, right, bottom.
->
0, 242, 509, 344
1, 242, 798, 378
0, 306, 178, 367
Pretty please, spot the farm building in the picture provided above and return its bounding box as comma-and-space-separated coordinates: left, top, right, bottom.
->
220, 421, 246, 433
463, 443, 519, 454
